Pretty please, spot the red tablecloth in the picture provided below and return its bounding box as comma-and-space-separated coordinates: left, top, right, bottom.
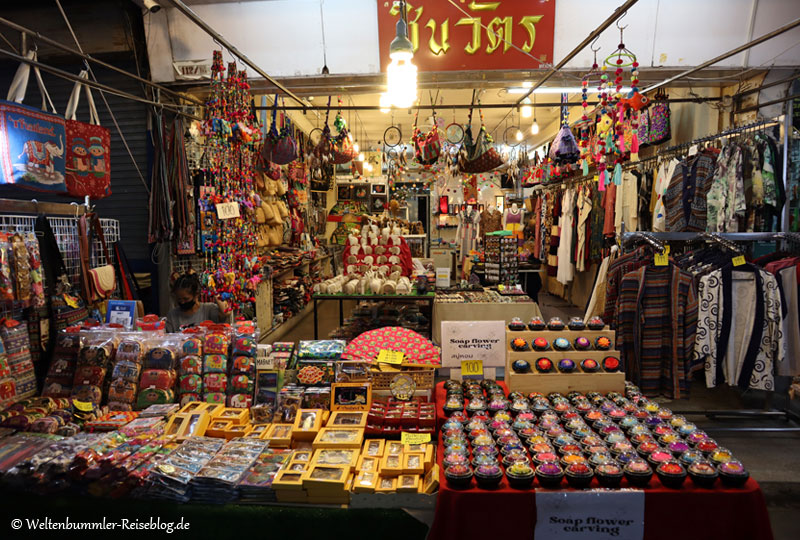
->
430, 382, 774, 540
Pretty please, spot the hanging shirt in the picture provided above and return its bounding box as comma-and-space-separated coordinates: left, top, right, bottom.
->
615, 170, 639, 235
663, 153, 717, 232
584, 245, 618, 323
694, 265, 784, 391
557, 188, 576, 285
576, 187, 592, 273
777, 265, 800, 377
707, 144, 746, 232
616, 263, 698, 399
456, 208, 480, 256
602, 183, 617, 237
652, 158, 679, 232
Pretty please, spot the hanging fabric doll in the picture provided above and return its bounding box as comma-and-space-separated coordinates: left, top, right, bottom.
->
549, 93, 580, 164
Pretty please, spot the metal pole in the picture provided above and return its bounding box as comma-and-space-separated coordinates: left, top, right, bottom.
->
0, 48, 202, 120
164, 0, 305, 108
256, 97, 719, 111
0, 16, 203, 106
643, 17, 800, 93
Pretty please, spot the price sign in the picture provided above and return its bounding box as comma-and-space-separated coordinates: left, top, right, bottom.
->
216, 202, 241, 220
401, 432, 431, 446
461, 359, 484, 377
72, 399, 94, 412
377, 350, 404, 365
535, 490, 644, 540
654, 251, 669, 266
732, 255, 746, 267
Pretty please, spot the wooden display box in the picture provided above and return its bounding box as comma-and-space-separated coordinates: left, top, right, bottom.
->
506, 328, 624, 395
292, 409, 324, 441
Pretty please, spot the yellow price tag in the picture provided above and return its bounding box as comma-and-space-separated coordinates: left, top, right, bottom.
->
72, 399, 94, 412
461, 359, 484, 376
732, 255, 746, 267
401, 432, 431, 446
654, 252, 669, 266
377, 350, 404, 365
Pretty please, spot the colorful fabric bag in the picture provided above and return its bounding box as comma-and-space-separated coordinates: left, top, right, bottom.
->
0, 51, 67, 193
63, 70, 111, 199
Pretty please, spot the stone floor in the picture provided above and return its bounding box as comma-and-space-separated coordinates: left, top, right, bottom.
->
272, 294, 800, 539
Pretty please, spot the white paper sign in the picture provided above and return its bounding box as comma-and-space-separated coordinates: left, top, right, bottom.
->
435, 268, 450, 288
535, 490, 644, 540
441, 320, 505, 368
216, 202, 241, 220
173, 60, 211, 80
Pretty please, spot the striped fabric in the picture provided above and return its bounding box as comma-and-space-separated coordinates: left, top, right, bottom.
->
663, 153, 717, 232
616, 263, 698, 398
602, 247, 649, 328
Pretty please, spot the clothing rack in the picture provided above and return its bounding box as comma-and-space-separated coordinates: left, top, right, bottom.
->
620, 229, 800, 432
528, 117, 784, 192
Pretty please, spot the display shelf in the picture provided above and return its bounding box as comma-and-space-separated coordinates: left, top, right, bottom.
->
505, 327, 624, 394
259, 302, 314, 343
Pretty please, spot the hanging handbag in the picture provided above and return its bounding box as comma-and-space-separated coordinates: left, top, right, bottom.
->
36, 215, 89, 331
646, 89, 671, 145
78, 214, 116, 303
412, 95, 442, 166
261, 95, 297, 165
0, 50, 68, 193
63, 70, 111, 200
459, 104, 504, 173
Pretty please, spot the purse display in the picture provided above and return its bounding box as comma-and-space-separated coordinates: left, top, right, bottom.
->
63, 70, 111, 199
78, 213, 116, 304
0, 50, 68, 193
459, 108, 504, 174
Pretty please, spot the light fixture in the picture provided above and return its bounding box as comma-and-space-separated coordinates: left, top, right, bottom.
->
359, 152, 365, 161
515, 129, 523, 142
530, 121, 539, 135
521, 98, 532, 119
379, 93, 391, 113
353, 141, 360, 153
522, 81, 533, 88
385, 0, 417, 109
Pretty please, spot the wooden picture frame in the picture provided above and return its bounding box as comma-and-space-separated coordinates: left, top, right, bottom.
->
312, 427, 364, 449
403, 452, 425, 475
386, 441, 404, 457
375, 476, 397, 493
303, 464, 349, 490
286, 460, 310, 472
292, 409, 324, 441
397, 474, 421, 493
263, 423, 293, 447
311, 448, 360, 469
380, 452, 404, 477
331, 383, 372, 411
327, 411, 367, 428
362, 439, 386, 458
292, 450, 313, 463
337, 184, 352, 200
422, 464, 440, 494
205, 419, 232, 438
352, 470, 378, 493
356, 455, 379, 473
273, 470, 306, 491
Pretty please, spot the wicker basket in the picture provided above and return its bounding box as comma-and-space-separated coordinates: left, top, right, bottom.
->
371, 368, 435, 390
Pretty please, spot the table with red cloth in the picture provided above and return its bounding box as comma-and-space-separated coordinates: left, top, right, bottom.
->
430, 382, 774, 540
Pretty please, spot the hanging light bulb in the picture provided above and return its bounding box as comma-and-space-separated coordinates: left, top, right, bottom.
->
358, 152, 365, 161
353, 141, 360, 153
385, 1, 417, 109
515, 129, 523, 142
521, 98, 532, 119
531, 120, 540, 135
379, 93, 391, 113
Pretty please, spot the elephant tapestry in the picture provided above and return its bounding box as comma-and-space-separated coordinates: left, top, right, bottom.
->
0, 100, 67, 192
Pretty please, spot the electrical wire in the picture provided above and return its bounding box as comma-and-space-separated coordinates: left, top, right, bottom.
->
54, 0, 150, 196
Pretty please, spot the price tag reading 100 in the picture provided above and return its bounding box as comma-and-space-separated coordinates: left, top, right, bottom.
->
461, 359, 484, 377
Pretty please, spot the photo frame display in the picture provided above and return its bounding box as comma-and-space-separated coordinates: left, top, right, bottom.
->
331, 383, 372, 411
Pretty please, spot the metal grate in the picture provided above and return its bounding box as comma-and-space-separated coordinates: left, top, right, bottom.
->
0, 214, 120, 287
172, 253, 207, 277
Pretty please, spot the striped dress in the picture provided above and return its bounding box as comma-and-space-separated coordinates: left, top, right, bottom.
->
616, 263, 698, 398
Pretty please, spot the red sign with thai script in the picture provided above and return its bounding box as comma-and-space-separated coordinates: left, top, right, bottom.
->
377, 0, 556, 72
